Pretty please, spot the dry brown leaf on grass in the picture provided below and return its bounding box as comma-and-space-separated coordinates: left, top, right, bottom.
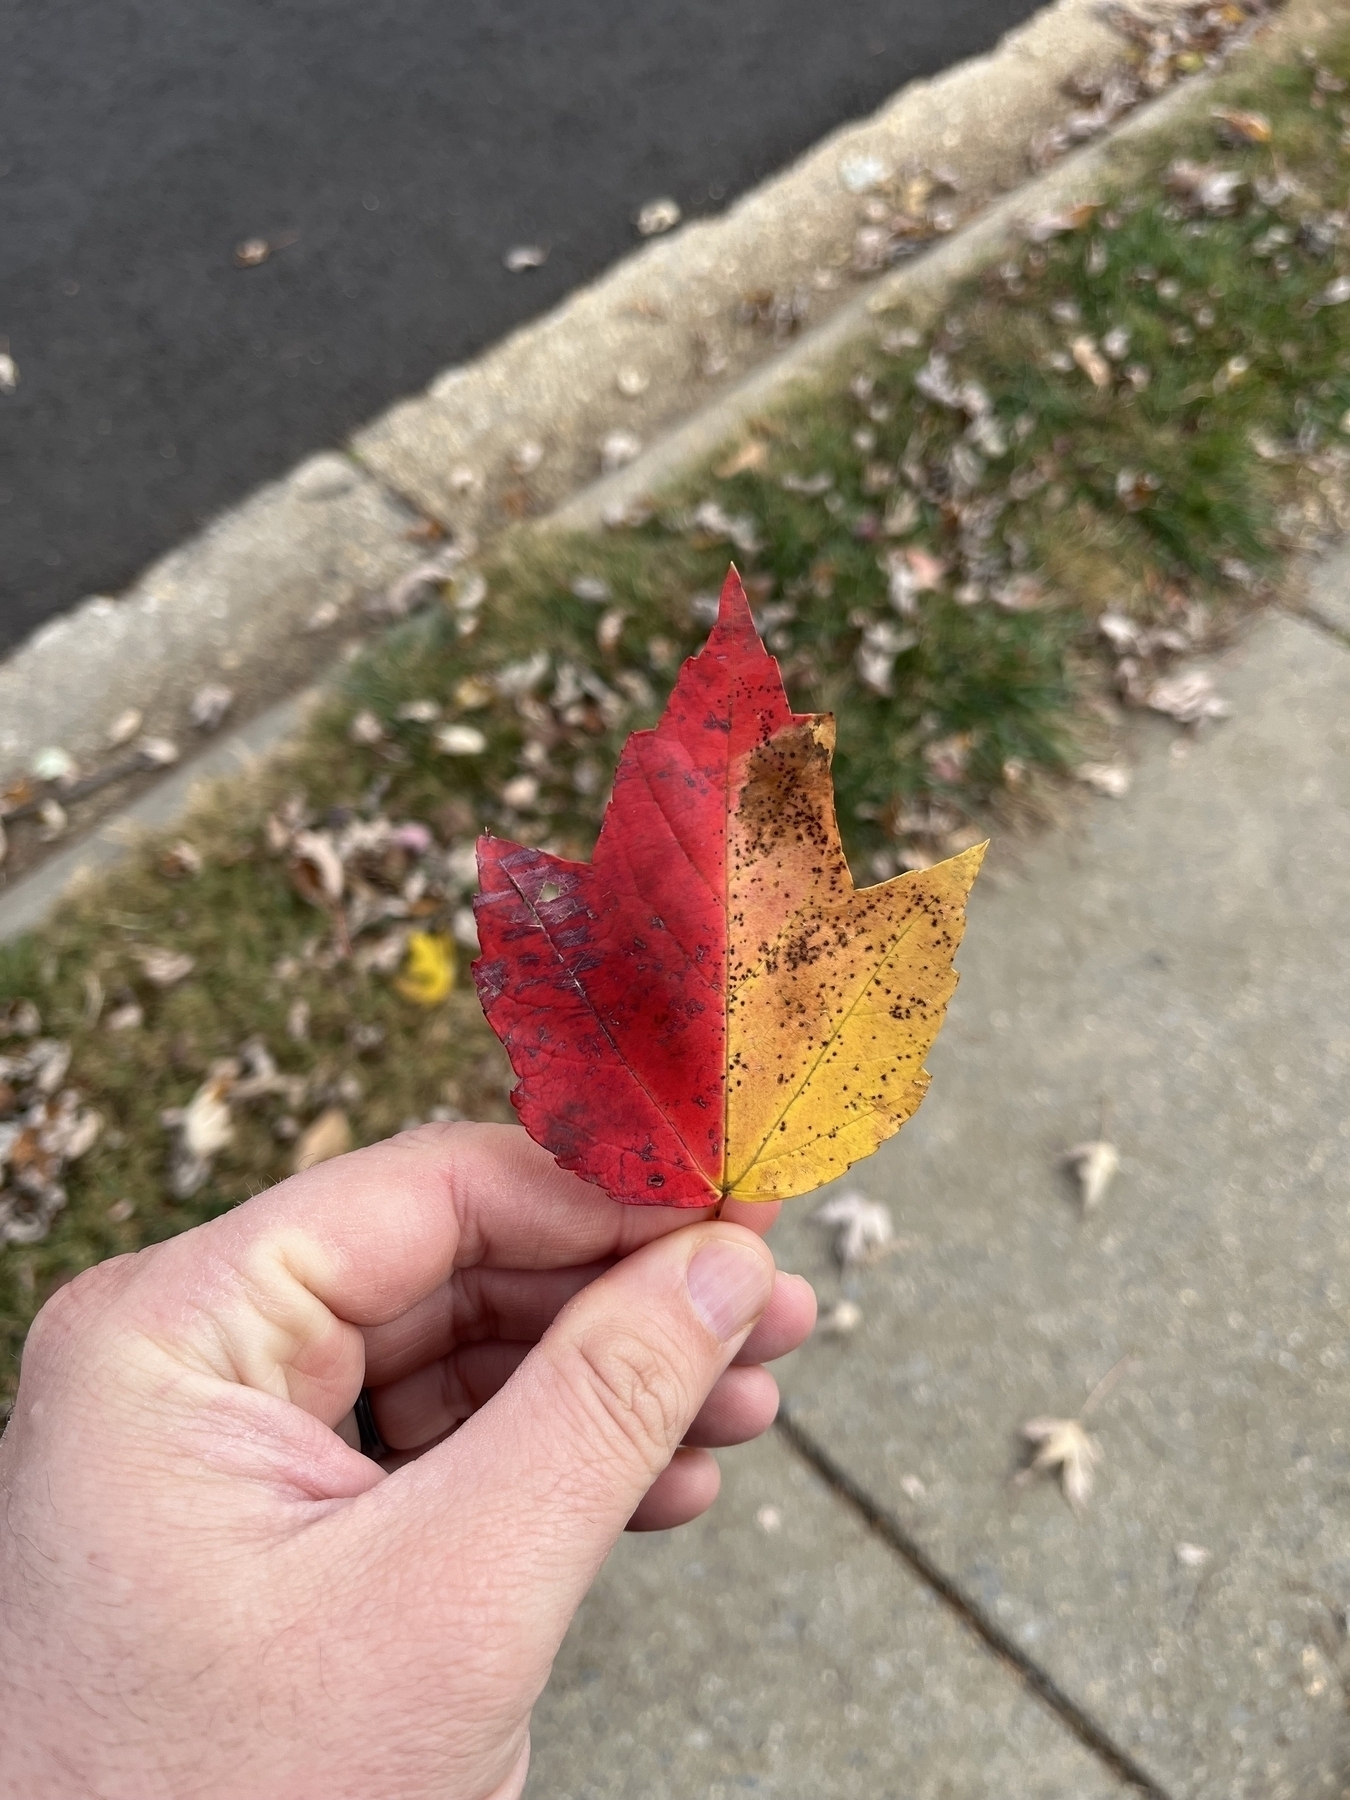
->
293, 1108, 352, 1173
163, 1061, 237, 1200
133, 947, 196, 989
716, 439, 768, 478
1071, 336, 1112, 389
1211, 107, 1271, 146
159, 840, 204, 880
0, 1033, 101, 1247
288, 830, 345, 907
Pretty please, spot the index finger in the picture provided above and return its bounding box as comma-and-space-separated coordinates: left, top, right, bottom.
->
195, 1121, 779, 1332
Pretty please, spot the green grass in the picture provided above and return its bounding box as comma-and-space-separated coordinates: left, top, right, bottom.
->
5, 25, 1350, 1406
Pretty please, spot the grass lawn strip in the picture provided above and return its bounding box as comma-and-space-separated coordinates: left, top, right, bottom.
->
4, 19, 1350, 1406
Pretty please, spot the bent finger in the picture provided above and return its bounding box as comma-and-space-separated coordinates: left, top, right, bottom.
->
369, 1340, 533, 1451
361, 1264, 606, 1387
682, 1364, 780, 1448
626, 1448, 721, 1532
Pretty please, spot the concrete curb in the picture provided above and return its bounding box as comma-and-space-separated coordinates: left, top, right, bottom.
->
0, 691, 316, 942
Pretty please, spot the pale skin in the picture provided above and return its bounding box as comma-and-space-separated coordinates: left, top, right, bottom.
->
0, 1122, 815, 1800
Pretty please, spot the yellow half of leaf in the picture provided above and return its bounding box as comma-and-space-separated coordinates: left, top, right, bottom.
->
724, 717, 983, 1201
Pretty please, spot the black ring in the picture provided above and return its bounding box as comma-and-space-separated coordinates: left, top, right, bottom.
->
354, 1387, 388, 1461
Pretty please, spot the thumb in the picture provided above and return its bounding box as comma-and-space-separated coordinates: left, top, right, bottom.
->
363, 1221, 775, 1675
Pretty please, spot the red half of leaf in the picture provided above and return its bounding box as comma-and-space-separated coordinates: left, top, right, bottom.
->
473, 567, 803, 1203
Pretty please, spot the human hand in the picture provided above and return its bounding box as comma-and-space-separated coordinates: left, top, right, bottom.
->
0, 1123, 815, 1800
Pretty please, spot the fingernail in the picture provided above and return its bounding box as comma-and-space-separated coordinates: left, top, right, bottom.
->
686, 1240, 773, 1342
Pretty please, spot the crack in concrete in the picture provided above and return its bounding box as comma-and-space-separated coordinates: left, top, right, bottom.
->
774, 1409, 1176, 1799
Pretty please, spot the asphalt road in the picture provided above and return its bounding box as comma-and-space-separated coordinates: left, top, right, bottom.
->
0, 0, 1049, 655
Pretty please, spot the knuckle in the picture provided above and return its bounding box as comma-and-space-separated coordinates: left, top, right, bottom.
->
571, 1329, 689, 1477
24, 1253, 139, 1363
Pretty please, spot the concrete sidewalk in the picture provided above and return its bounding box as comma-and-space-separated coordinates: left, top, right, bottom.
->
524, 588, 1350, 1799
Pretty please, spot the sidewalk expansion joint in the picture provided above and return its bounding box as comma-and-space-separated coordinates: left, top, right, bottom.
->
774, 1411, 1175, 1800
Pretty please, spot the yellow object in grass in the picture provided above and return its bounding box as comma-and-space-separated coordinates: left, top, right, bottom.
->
395, 931, 457, 1005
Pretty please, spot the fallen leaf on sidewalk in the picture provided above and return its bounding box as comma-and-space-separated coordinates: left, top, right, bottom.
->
32, 747, 75, 783
812, 1191, 897, 1266
474, 568, 982, 1204
1018, 1417, 1102, 1513
1147, 670, 1230, 725
1065, 1140, 1120, 1212
816, 1298, 863, 1335
1175, 1541, 1210, 1567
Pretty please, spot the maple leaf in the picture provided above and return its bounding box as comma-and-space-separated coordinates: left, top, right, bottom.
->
473, 568, 983, 1205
